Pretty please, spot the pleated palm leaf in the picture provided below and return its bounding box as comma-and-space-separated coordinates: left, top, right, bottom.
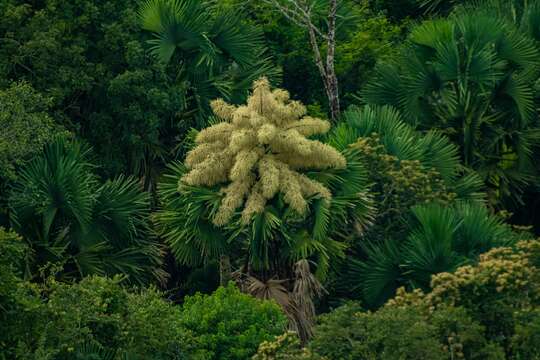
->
154, 161, 226, 269
139, 0, 279, 124
350, 202, 521, 307
362, 11, 540, 206
419, 0, 537, 19
329, 105, 485, 201
9, 138, 163, 285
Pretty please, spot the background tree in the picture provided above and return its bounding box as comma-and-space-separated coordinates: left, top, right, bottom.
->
139, 0, 280, 125
0, 82, 68, 226
362, 9, 540, 210
259, 0, 344, 121
221, 0, 404, 115
0, 0, 186, 187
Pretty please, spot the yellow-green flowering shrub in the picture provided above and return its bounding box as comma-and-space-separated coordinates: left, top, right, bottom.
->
353, 135, 454, 241
268, 240, 540, 359
253, 331, 321, 360
388, 239, 540, 358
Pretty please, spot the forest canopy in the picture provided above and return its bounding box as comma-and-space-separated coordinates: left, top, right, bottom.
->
1, 0, 540, 359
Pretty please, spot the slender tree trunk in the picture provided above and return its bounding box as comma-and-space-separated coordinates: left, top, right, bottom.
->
325, 0, 340, 122
304, 0, 340, 122
219, 254, 231, 286
263, 0, 341, 122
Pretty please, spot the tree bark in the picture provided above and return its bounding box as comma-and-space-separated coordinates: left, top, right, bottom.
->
324, 0, 340, 122
263, 0, 341, 122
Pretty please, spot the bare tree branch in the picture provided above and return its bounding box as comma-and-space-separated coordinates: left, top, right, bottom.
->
261, 0, 341, 121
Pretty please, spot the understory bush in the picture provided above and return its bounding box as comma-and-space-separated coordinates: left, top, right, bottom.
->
0, 228, 286, 360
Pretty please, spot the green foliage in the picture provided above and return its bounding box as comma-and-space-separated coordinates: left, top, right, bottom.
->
0, 82, 68, 225
368, 0, 423, 20
0, 235, 285, 359
178, 284, 287, 360
253, 331, 321, 360
303, 302, 503, 360
388, 239, 540, 357
328, 105, 484, 240
0, 82, 67, 183
273, 240, 540, 359
9, 138, 163, 285
0, 0, 188, 180
139, 0, 279, 123
351, 202, 521, 307
219, 1, 403, 111
309, 303, 448, 359
33, 276, 178, 359
0, 228, 42, 360
362, 10, 540, 207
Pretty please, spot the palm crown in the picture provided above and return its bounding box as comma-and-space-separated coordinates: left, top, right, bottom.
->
139, 0, 279, 122
9, 138, 164, 284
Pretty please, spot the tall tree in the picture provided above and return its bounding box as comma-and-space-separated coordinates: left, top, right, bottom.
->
260, 0, 342, 121
155, 78, 374, 341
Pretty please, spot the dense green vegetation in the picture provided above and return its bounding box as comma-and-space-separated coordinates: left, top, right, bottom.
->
1, 0, 540, 359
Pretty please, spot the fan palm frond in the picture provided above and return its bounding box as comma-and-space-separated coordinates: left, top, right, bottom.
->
350, 201, 519, 307
139, 0, 280, 124
155, 161, 227, 267
9, 138, 162, 284
361, 9, 540, 206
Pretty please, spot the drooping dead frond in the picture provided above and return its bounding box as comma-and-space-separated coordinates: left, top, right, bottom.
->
291, 259, 325, 343
183, 78, 346, 226
245, 275, 293, 310
238, 260, 324, 345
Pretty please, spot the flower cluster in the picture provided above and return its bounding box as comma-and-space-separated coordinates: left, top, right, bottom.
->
182, 78, 346, 226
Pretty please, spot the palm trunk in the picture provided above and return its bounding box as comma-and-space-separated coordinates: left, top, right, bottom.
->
219, 254, 231, 286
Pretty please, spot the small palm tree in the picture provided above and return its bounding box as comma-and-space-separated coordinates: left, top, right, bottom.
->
9, 138, 164, 285
362, 10, 540, 207
349, 202, 523, 307
139, 0, 279, 124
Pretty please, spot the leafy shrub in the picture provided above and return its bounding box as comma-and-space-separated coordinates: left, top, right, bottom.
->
1, 225, 285, 359
255, 303, 497, 360
253, 331, 321, 360
264, 240, 540, 359
179, 284, 287, 360
33, 276, 197, 359
389, 239, 540, 357
309, 303, 448, 360
0, 228, 42, 360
